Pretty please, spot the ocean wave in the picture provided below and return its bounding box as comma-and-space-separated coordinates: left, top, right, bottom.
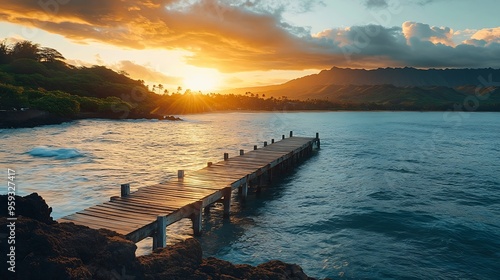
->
28, 146, 85, 159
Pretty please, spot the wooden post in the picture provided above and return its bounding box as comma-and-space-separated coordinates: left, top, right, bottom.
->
240, 149, 244, 156
316, 132, 321, 149
191, 208, 202, 236
282, 135, 285, 140
241, 178, 248, 201
271, 139, 274, 144
121, 183, 130, 197
224, 153, 229, 161
177, 170, 184, 180
254, 145, 257, 150
290, 131, 293, 137
109, 196, 119, 201
264, 141, 268, 147
153, 216, 167, 250
207, 162, 213, 167
223, 188, 231, 219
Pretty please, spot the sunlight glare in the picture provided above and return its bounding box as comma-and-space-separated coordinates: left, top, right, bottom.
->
183, 68, 221, 93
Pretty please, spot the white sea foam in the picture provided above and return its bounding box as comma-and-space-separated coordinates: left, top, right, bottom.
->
28, 146, 85, 159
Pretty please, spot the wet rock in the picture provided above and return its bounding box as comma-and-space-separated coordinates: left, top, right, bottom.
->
138, 238, 202, 279
0, 217, 143, 280
0, 193, 54, 224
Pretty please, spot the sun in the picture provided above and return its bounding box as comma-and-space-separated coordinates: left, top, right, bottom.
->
183, 68, 221, 93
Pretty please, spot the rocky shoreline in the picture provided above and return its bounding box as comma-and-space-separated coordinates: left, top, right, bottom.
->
0, 193, 327, 280
0, 109, 182, 129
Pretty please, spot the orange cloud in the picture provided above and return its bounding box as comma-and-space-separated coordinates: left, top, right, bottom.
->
471, 27, 500, 44
113, 60, 183, 85
1, 1, 499, 70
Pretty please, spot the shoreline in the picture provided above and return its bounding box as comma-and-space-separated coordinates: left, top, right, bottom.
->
2, 108, 499, 129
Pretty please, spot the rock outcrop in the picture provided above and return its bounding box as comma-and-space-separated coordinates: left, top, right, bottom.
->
0, 193, 324, 280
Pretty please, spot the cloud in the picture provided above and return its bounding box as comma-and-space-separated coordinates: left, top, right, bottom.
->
364, 0, 389, 9
113, 60, 183, 84
402, 21, 454, 46
0, 0, 499, 71
471, 27, 500, 44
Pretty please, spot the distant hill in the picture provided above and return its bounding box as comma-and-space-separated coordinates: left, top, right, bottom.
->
222, 67, 500, 102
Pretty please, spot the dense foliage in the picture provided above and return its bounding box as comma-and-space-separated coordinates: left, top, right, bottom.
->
1, 39, 499, 120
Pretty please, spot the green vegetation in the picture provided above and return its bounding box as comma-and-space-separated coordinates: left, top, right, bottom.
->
1, 39, 499, 128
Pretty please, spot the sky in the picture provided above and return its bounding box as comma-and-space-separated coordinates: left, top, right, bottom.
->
1, 0, 499, 92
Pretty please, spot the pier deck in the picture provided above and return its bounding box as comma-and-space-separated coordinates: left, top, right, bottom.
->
58, 132, 320, 249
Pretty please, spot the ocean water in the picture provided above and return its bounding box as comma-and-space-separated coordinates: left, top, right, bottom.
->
1, 112, 499, 279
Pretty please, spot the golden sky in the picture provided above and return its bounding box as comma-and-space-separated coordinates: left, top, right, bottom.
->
1, 0, 499, 92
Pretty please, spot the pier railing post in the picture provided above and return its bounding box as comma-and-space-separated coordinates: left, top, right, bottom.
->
121, 183, 130, 197
290, 131, 293, 137
315, 132, 321, 149
282, 135, 285, 140
240, 149, 244, 156
224, 153, 229, 161
153, 216, 167, 250
264, 141, 268, 147
271, 139, 274, 144
178, 170, 184, 180
254, 145, 257, 150
207, 162, 213, 167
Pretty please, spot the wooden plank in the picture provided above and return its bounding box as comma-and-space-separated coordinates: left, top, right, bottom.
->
97, 203, 172, 217
112, 197, 196, 209
79, 209, 155, 225
75, 212, 149, 229
90, 205, 160, 219
106, 200, 179, 213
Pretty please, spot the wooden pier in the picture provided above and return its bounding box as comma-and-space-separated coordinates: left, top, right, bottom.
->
58, 132, 320, 249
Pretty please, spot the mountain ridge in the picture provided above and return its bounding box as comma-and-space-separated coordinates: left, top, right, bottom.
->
222, 67, 500, 100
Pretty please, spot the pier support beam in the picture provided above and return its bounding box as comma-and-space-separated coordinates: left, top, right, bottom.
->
241, 181, 248, 201
223, 188, 231, 219
191, 208, 203, 236
153, 216, 167, 250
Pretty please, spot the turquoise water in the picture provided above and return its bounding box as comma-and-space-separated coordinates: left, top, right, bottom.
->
1, 112, 499, 279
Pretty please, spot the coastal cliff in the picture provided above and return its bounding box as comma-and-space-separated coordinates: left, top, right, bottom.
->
0, 193, 324, 280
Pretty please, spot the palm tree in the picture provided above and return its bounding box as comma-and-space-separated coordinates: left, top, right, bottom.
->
11, 41, 41, 60
157, 84, 164, 94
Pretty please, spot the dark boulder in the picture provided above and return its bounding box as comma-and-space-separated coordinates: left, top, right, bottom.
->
0, 193, 54, 224
0, 217, 143, 280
